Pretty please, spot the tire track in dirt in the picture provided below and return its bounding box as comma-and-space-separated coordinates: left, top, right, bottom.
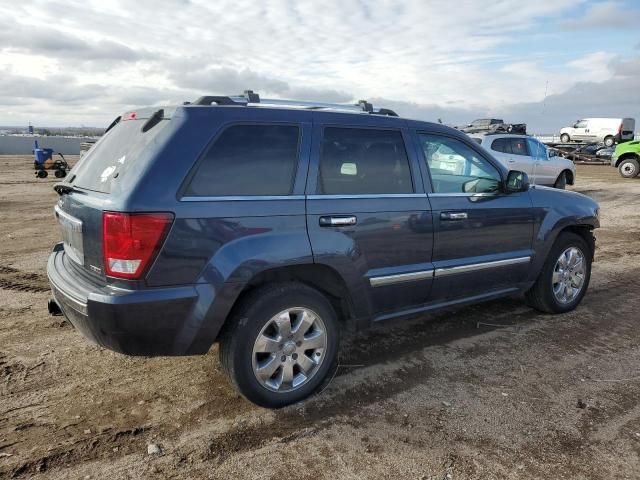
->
6, 426, 151, 478
173, 268, 640, 467
0, 265, 50, 293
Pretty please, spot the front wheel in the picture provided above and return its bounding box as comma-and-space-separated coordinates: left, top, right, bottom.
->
526, 232, 592, 314
219, 283, 340, 408
618, 158, 640, 178
603, 136, 615, 148
553, 172, 567, 189
560, 133, 570, 143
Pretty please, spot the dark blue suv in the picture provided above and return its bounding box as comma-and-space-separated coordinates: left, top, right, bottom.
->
48, 91, 599, 407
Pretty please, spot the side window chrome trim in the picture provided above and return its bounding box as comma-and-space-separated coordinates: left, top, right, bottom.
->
181, 195, 305, 202
307, 193, 426, 200
427, 192, 503, 198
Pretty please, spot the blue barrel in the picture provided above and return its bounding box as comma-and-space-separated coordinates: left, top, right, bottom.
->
33, 141, 54, 166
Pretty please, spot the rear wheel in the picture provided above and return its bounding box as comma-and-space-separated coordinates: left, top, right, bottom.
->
526, 232, 592, 314
36, 170, 48, 178
603, 136, 615, 147
560, 133, 570, 143
553, 172, 567, 189
618, 158, 640, 178
219, 283, 339, 408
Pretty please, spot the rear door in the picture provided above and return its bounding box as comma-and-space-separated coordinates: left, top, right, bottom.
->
621, 118, 635, 141
488, 137, 532, 176
507, 137, 535, 177
306, 117, 434, 315
414, 131, 534, 301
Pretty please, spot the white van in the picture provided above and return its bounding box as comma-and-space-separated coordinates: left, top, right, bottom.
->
560, 118, 635, 147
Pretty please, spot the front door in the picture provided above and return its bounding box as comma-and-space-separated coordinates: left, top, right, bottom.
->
572, 120, 589, 141
306, 121, 434, 315
414, 131, 535, 301
526, 137, 555, 186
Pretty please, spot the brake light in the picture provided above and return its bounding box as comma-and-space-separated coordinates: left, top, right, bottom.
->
102, 212, 173, 279
122, 111, 138, 121
619, 123, 623, 134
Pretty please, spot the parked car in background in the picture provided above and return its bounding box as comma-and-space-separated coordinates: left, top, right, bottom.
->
471, 134, 576, 189
560, 118, 635, 147
48, 92, 599, 407
611, 139, 640, 178
458, 118, 526, 135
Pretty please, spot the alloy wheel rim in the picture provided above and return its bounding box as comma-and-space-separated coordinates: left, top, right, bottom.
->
251, 307, 327, 393
552, 247, 586, 305
622, 163, 636, 176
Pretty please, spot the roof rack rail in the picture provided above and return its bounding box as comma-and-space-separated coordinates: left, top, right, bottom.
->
191, 90, 398, 117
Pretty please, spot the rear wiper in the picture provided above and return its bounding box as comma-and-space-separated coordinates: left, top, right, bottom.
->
53, 183, 80, 196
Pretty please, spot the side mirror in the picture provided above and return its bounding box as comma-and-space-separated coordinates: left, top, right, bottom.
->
505, 170, 529, 193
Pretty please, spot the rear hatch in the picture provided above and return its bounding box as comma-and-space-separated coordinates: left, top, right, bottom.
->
54, 108, 173, 281
621, 118, 636, 139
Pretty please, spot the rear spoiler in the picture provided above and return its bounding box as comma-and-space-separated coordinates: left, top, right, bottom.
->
105, 107, 171, 134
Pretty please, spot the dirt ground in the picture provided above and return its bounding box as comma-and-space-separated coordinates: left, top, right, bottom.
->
1, 155, 639, 480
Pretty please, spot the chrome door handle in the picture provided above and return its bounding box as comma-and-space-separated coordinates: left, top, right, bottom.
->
440, 211, 468, 220
319, 215, 357, 227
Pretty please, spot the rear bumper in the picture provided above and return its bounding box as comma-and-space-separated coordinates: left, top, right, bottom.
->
47, 243, 210, 356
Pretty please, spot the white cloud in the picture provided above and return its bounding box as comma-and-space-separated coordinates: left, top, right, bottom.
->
0, 0, 636, 132
562, 1, 640, 29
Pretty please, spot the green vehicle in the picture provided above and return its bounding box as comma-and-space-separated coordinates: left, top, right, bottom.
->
611, 140, 640, 178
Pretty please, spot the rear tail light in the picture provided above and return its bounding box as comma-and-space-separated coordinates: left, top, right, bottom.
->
618, 123, 623, 134
102, 212, 174, 279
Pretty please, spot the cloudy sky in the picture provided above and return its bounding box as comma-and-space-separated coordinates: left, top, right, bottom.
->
0, 0, 638, 132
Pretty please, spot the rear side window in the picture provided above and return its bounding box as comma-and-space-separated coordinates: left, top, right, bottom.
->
491, 138, 510, 153
318, 127, 413, 195
185, 124, 299, 196
70, 119, 169, 194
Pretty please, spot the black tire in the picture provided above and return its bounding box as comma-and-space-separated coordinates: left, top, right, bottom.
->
560, 133, 570, 143
54, 169, 66, 178
553, 171, 567, 189
219, 283, 340, 408
36, 169, 48, 178
525, 232, 592, 314
618, 158, 640, 178
603, 136, 615, 148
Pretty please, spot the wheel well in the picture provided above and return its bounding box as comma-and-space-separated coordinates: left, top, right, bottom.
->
616, 152, 640, 167
562, 169, 574, 185
559, 225, 595, 258
232, 264, 356, 327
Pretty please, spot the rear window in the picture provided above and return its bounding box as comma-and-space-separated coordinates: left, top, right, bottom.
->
69, 118, 168, 194
184, 124, 300, 197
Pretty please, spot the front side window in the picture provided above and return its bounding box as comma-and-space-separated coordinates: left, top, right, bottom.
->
527, 138, 547, 161
318, 128, 413, 195
575, 120, 587, 129
418, 133, 502, 194
184, 124, 300, 196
